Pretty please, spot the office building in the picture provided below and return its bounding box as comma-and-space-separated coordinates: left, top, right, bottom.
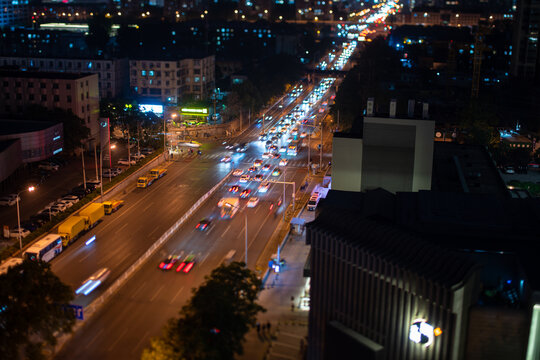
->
0, 0, 28, 27
511, 0, 540, 78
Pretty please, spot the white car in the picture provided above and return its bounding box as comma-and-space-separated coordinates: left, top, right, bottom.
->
9, 228, 30, 238
118, 158, 136, 165
239, 174, 250, 183
131, 153, 146, 160
279, 146, 287, 153
221, 156, 232, 163
259, 181, 271, 193
62, 195, 80, 204
247, 197, 259, 208
0, 194, 19, 206
55, 200, 74, 209
279, 159, 288, 167
262, 152, 271, 159
233, 169, 243, 176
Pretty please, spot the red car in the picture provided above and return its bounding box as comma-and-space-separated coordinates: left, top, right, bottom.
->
176, 254, 196, 273
229, 185, 240, 193
159, 255, 180, 270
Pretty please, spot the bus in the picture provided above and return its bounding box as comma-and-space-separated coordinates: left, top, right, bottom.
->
288, 139, 302, 156
23, 234, 62, 262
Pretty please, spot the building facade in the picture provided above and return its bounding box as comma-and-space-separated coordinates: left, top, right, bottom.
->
0, 0, 28, 28
0, 70, 100, 141
511, 0, 540, 78
0, 56, 129, 99
129, 55, 215, 103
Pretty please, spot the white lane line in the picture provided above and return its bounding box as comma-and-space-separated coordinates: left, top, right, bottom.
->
85, 328, 104, 349
132, 330, 150, 354
131, 281, 146, 298
169, 286, 184, 304
78, 250, 93, 263
199, 253, 209, 266
150, 284, 165, 302
221, 224, 232, 238
142, 201, 154, 212
107, 328, 128, 351
114, 222, 129, 234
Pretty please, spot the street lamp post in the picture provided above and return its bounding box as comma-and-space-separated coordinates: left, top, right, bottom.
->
16, 186, 35, 257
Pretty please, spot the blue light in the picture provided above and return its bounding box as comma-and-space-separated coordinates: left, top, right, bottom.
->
507, 280, 512, 284
85, 235, 96, 246
53, 148, 63, 155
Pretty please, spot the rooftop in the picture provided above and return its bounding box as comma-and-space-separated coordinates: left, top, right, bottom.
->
0, 119, 60, 135
0, 70, 95, 80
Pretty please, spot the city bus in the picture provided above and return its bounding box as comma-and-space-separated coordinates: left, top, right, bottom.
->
287, 139, 302, 156
23, 234, 63, 262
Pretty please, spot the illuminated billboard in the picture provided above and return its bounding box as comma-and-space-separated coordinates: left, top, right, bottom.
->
139, 104, 164, 115
181, 108, 209, 117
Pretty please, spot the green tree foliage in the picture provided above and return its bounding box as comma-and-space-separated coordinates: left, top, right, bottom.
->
0, 260, 75, 360
21, 105, 90, 152
142, 262, 265, 360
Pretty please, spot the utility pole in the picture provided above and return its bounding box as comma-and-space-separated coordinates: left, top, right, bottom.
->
127, 128, 131, 168
81, 146, 86, 189
320, 119, 323, 170
244, 214, 248, 266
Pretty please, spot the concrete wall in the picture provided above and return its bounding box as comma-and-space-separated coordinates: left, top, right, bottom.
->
331, 136, 363, 192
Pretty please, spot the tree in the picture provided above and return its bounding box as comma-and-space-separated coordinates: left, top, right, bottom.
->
142, 262, 265, 360
0, 260, 75, 359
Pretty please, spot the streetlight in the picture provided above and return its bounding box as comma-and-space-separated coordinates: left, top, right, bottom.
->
16, 186, 35, 257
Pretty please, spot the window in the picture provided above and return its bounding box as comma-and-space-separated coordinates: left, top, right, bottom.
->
87, 104, 90, 111
106, 63, 110, 70
86, 80, 88, 86
141, 70, 147, 76
53, 83, 58, 89
194, 69, 201, 74
68, 62, 72, 68
2, 81, 7, 87
4, 93, 9, 100
16, 93, 22, 100
28, 82, 34, 88
106, 72, 111, 79
82, 106, 85, 113
194, 77, 200, 83
66, 84, 71, 90
40, 83, 46, 89
15, 82, 21, 87
166, 81, 170, 86
107, 82, 111, 89
67, 95, 72, 103
107, 91, 112, 98
80, 83, 83, 88
41, 95, 47, 101
54, 95, 59, 102
97, 63, 101, 69
165, 63, 170, 68
81, 94, 84, 100
86, 92, 89, 99
149, 70, 154, 76
29, 94, 34, 101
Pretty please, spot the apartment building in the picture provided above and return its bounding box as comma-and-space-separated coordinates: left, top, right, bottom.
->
0, 56, 128, 99
0, 70, 100, 141
0, 0, 28, 27
129, 55, 215, 103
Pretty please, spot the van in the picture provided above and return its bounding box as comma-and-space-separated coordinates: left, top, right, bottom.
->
307, 196, 319, 211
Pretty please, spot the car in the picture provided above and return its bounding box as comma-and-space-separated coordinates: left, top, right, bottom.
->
254, 160, 263, 167
291, 129, 298, 136
262, 152, 271, 159
239, 174, 250, 183
196, 218, 211, 231
262, 164, 272, 172
176, 254, 196, 273
9, 228, 31, 238
236, 143, 247, 152
272, 168, 282, 176
300, 132, 307, 138
253, 174, 264, 182
279, 159, 289, 166
233, 169, 244, 176
240, 189, 252, 198
259, 181, 271, 193
102, 169, 118, 178
118, 158, 136, 165
131, 153, 146, 160
269, 145, 278, 152
38, 162, 59, 171
50, 203, 68, 212
279, 146, 287, 153
55, 200, 74, 209
218, 198, 226, 207
140, 147, 155, 155
247, 197, 260, 208
0, 194, 19, 206
159, 255, 180, 270
225, 143, 235, 150
503, 166, 515, 174
221, 156, 232, 163
38, 207, 60, 217
229, 185, 240, 193
271, 153, 281, 159
247, 166, 257, 173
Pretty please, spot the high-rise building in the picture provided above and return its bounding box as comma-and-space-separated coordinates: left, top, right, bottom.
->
0, 0, 29, 27
511, 0, 540, 79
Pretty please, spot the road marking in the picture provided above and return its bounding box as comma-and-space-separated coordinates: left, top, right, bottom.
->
150, 284, 164, 302
169, 286, 184, 304
78, 250, 93, 263
142, 201, 154, 212
199, 253, 209, 266
221, 224, 232, 238
148, 227, 159, 238
131, 281, 146, 298
85, 328, 104, 349
132, 330, 150, 354
114, 222, 129, 234
107, 328, 128, 351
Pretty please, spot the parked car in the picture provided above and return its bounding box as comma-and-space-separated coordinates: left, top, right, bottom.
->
118, 158, 136, 165
62, 195, 80, 204
9, 228, 31, 238
131, 153, 146, 160
0, 194, 19, 206
38, 162, 59, 171
55, 199, 74, 209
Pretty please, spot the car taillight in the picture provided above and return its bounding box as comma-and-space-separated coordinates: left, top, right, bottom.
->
196, 224, 200, 228
176, 262, 186, 272
183, 262, 194, 273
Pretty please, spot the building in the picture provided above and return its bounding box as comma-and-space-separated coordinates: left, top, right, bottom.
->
0, 70, 100, 142
511, 0, 540, 78
392, 10, 509, 27
0, 0, 28, 28
0, 119, 63, 165
332, 99, 434, 193
0, 56, 129, 99
129, 55, 215, 103
307, 187, 540, 360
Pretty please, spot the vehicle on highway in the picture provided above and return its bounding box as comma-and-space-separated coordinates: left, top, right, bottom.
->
176, 254, 196, 273
149, 168, 167, 180
240, 189, 252, 198
239, 174, 250, 183
262, 152, 271, 159
159, 255, 180, 270
259, 181, 271, 193
220, 198, 239, 219
279, 146, 287, 153
262, 164, 272, 172
300, 132, 307, 138
117, 158, 136, 165
221, 156, 232, 163
0, 194, 19, 206
254, 159, 263, 167
272, 168, 282, 176
196, 218, 211, 231
271, 153, 281, 159
253, 174, 264, 182
9, 227, 31, 238
269, 145, 278, 152
103, 199, 124, 214
23, 234, 62, 262
247, 197, 259, 208
137, 176, 154, 188
247, 166, 257, 173
233, 169, 244, 176
229, 185, 240, 193
236, 143, 247, 152
279, 159, 289, 166
75, 267, 111, 296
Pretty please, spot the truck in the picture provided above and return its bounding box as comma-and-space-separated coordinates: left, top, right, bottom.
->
79, 203, 105, 229
149, 168, 167, 180
137, 176, 154, 188
57, 216, 86, 246
103, 199, 124, 215
220, 198, 239, 219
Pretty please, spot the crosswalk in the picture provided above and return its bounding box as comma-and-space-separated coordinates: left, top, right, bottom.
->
170, 152, 313, 168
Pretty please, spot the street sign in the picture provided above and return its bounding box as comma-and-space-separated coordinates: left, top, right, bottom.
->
66, 304, 84, 320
